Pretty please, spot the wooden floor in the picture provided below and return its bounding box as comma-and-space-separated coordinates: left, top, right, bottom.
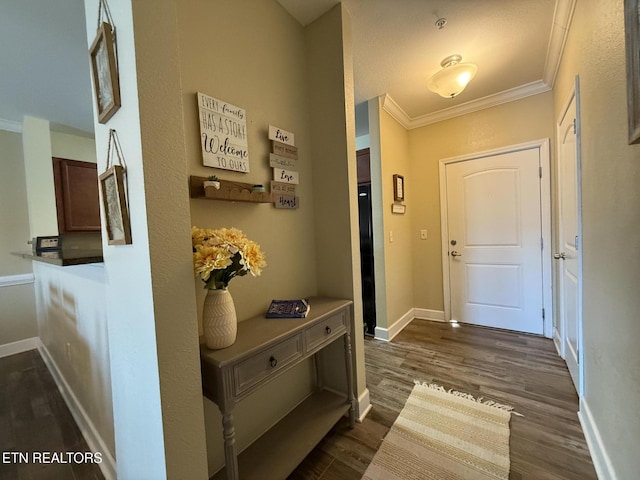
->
0, 350, 104, 480
289, 318, 597, 480
0, 320, 597, 480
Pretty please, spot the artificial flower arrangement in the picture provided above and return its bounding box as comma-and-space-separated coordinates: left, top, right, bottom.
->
192, 226, 266, 290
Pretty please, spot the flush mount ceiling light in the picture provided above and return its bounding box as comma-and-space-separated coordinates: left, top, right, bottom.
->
427, 54, 478, 98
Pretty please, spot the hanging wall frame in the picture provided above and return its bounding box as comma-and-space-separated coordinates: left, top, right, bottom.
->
99, 129, 132, 245
89, 0, 121, 123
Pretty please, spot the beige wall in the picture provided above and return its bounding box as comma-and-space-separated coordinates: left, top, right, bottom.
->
180, 0, 318, 323
178, 2, 317, 472
0, 129, 37, 346
378, 107, 413, 327
0, 130, 32, 275
22, 116, 58, 237
177, 0, 365, 473
51, 131, 97, 163
554, 0, 640, 477
306, 3, 367, 404
408, 92, 555, 312
82, 0, 210, 477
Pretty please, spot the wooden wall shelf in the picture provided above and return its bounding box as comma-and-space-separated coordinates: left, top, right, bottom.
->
189, 176, 272, 203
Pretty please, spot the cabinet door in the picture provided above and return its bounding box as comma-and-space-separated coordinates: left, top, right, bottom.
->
53, 158, 101, 233
356, 148, 371, 184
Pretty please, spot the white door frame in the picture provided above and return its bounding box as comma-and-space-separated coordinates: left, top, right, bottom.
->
439, 139, 554, 338
555, 78, 584, 395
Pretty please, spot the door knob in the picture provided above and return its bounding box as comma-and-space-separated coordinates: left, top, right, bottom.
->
450, 250, 462, 257
553, 252, 566, 260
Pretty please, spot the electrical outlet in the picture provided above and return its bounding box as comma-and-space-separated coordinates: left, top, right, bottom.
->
389, 230, 394, 243
420, 229, 428, 240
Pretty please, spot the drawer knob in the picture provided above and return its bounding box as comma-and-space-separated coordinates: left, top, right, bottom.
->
325, 326, 332, 335
269, 356, 278, 368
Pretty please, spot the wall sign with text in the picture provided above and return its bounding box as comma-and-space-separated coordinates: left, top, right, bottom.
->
269, 127, 299, 209
197, 92, 249, 173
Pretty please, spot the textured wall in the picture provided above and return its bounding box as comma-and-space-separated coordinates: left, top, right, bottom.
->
378, 107, 413, 327
177, 0, 360, 473
553, 0, 640, 477
408, 92, 555, 312
0, 129, 37, 346
180, 0, 318, 323
82, 0, 209, 477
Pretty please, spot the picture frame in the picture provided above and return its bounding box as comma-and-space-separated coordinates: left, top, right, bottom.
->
89, 22, 121, 124
625, 0, 640, 144
99, 165, 132, 245
393, 174, 405, 202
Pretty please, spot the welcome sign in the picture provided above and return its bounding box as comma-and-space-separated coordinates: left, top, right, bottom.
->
197, 92, 249, 172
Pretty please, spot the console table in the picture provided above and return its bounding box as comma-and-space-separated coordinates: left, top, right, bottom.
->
200, 297, 356, 480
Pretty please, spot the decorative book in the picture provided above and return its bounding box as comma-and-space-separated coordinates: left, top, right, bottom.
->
266, 299, 310, 318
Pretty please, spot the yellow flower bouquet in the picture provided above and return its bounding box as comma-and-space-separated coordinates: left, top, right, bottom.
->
192, 226, 266, 290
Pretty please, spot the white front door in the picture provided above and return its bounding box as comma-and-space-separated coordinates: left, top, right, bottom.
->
556, 86, 582, 394
444, 148, 544, 334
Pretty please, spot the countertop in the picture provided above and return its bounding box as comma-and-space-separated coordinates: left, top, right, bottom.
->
12, 249, 104, 266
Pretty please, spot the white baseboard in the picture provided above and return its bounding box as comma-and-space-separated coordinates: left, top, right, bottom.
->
357, 388, 372, 423
374, 308, 414, 341
553, 327, 563, 358
0, 273, 35, 288
0, 337, 39, 359
579, 397, 618, 480
374, 308, 446, 342
38, 344, 117, 480
413, 308, 445, 322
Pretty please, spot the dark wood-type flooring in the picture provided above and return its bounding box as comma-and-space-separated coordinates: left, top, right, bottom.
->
0, 350, 104, 480
0, 320, 597, 480
289, 318, 598, 480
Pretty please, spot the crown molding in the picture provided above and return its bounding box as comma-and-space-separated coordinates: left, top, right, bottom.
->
380, 0, 574, 130
543, 0, 577, 87
0, 118, 22, 133
383, 80, 552, 130
381, 94, 412, 129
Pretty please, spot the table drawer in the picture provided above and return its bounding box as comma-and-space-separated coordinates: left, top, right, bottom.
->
234, 335, 302, 396
305, 311, 347, 353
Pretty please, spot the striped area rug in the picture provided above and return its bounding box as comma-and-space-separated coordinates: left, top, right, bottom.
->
363, 382, 516, 480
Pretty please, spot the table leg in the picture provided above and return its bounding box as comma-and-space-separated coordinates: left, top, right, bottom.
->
221, 409, 239, 480
343, 331, 356, 428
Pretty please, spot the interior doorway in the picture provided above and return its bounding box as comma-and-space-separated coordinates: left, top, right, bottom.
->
439, 140, 553, 335
357, 148, 376, 335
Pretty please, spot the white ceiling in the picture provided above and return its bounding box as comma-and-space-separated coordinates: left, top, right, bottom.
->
278, 0, 572, 133
0, 0, 93, 135
0, 1, 571, 136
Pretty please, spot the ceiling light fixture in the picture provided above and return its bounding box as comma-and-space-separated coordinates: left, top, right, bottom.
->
427, 54, 478, 98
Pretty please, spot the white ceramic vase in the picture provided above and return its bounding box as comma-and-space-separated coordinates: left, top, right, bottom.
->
203, 288, 237, 349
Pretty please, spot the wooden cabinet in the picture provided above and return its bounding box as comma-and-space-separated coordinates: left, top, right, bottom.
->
356, 148, 371, 184
201, 297, 356, 480
52, 158, 101, 233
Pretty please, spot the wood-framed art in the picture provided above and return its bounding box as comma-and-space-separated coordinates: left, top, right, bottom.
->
625, 0, 640, 144
393, 174, 405, 202
89, 22, 121, 124
99, 165, 131, 245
